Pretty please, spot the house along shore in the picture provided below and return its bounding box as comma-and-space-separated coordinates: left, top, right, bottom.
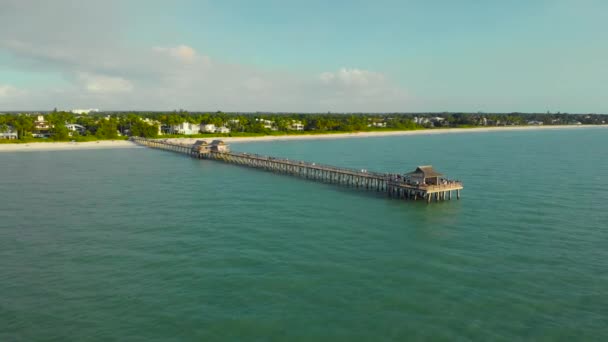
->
1, 124, 606, 152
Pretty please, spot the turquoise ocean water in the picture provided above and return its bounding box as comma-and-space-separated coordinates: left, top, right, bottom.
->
1, 128, 607, 341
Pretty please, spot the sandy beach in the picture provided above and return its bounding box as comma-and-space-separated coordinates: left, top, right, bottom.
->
0, 140, 138, 152
1, 125, 606, 152
160, 124, 608, 145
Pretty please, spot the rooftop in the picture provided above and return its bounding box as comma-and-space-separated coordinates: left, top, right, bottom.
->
406, 165, 443, 178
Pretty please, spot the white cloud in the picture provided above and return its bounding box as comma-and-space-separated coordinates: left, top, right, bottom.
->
0, 85, 26, 98
77, 72, 133, 93
0, 1, 410, 112
0, 85, 16, 97
320, 68, 386, 87
154, 45, 199, 63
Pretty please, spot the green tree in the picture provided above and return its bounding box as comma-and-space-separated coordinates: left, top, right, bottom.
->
131, 120, 159, 138
96, 118, 119, 139
13, 114, 35, 139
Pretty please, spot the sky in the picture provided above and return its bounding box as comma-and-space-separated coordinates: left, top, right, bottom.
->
0, 0, 606, 112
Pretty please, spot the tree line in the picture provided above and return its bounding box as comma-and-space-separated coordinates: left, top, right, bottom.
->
1, 110, 606, 141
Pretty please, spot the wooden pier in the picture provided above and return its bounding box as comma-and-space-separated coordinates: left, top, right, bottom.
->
131, 137, 463, 203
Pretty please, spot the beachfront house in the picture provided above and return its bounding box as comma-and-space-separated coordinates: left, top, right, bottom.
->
0, 132, 18, 139
66, 123, 86, 136
256, 118, 277, 131
405, 165, 443, 185
216, 126, 231, 134
368, 121, 387, 128
288, 120, 305, 131
1, 126, 18, 139
527, 121, 544, 126
201, 124, 217, 133
413, 117, 430, 125
171, 122, 200, 135
201, 124, 231, 134
33, 115, 51, 138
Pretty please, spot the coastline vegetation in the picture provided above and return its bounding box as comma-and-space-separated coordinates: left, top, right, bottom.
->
1, 110, 606, 143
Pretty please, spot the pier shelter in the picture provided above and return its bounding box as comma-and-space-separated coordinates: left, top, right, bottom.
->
191, 140, 210, 153
405, 165, 443, 185
210, 140, 230, 153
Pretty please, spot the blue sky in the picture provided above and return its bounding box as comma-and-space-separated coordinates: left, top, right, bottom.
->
1, 0, 606, 112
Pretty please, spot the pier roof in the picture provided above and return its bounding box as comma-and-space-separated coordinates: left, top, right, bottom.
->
406, 165, 443, 178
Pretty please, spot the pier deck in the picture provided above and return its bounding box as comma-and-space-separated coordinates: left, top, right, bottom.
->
131, 137, 462, 203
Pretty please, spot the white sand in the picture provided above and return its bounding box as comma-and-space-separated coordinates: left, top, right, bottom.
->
1, 125, 606, 152
160, 124, 608, 145
0, 140, 138, 152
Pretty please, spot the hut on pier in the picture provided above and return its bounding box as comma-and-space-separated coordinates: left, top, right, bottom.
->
405, 165, 443, 185
210, 140, 230, 153
192, 140, 210, 153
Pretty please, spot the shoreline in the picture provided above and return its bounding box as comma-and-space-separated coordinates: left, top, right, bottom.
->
1, 125, 606, 152
0, 140, 139, 152
161, 124, 608, 145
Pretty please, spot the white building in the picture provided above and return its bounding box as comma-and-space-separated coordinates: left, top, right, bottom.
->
368, 122, 387, 128
201, 124, 217, 133
66, 123, 86, 135
289, 120, 305, 131
171, 122, 200, 135
256, 118, 277, 130
71, 108, 99, 115
413, 117, 430, 125
201, 124, 230, 134
0, 132, 17, 139
0, 125, 17, 139
527, 121, 544, 125
34, 115, 49, 128
216, 126, 231, 134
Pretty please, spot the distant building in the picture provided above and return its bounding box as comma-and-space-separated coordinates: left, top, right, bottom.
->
33, 115, 51, 137
527, 121, 544, 126
289, 120, 305, 131
0, 126, 17, 139
171, 122, 200, 135
71, 108, 99, 115
256, 118, 277, 131
66, 123, 86, 136
0, 132, 18, 139
368, 121, 387, 128
201, 124, 230, 134
413, 117, 430, 125
216, 126, 231, 134
34, 115, 49, 129
201, 124, 217, 133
